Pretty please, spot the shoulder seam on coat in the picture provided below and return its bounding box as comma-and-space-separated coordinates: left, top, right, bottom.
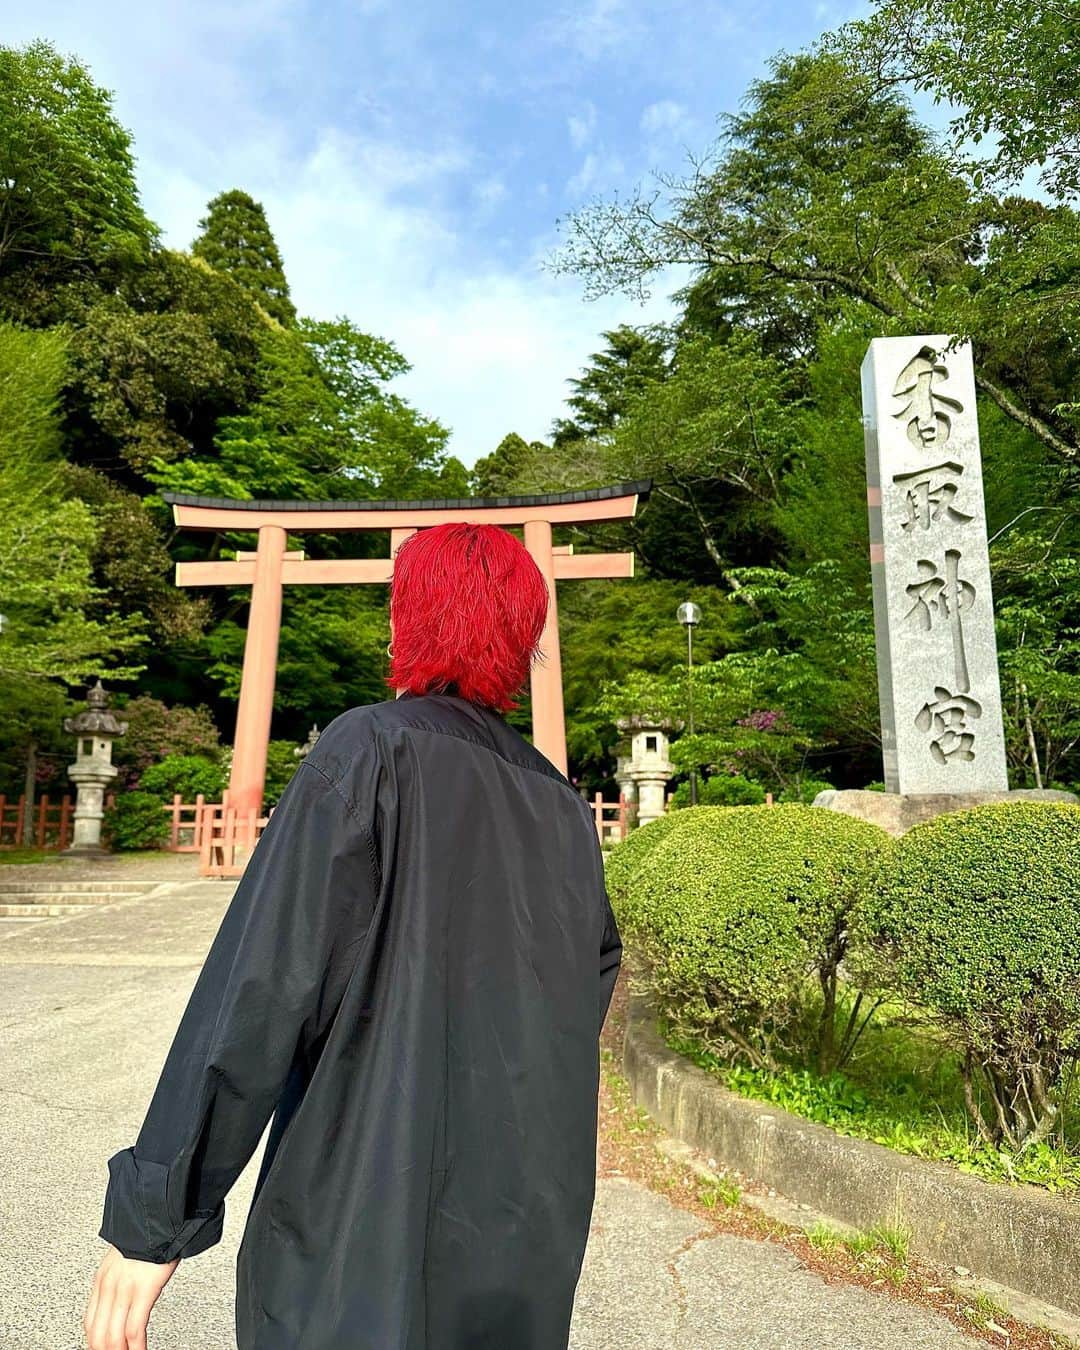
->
394, 722, 576, 793
296, 758, 381, 886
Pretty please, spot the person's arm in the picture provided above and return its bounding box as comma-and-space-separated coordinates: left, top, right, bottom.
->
97, 756, 380, 1263
599, 887, 622, 1034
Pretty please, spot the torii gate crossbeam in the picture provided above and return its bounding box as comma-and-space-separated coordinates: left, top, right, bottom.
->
164, 482, 651, 813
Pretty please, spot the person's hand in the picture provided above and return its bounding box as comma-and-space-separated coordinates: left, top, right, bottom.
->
84, 1245, 178, 1349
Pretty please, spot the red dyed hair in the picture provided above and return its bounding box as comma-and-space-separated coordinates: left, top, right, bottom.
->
386, 523, 549, 712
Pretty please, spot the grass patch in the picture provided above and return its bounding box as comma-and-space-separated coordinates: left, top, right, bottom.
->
663, 996, 1080, 1193
698, 1176, 741, 1209
0, 848, 53, 864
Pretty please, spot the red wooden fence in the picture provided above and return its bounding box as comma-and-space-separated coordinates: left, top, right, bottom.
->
0, 793, 113, 851
194, 792, 270, 878
590, 792, 629, 845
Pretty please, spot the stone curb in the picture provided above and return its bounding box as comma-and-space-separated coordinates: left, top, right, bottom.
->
623, 994, 1080, 1318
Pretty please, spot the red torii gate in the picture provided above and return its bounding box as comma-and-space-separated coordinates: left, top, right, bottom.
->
164, 481, 651, 814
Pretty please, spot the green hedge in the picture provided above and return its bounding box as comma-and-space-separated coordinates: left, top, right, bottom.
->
854, 801, 1080, 1150
668, 775, 766, 809
104, 791, 170, 852
621, 804, 888, 1069
137, 753, 226, 803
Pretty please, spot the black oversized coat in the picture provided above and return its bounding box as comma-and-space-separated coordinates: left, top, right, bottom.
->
100, 691, 623, 1349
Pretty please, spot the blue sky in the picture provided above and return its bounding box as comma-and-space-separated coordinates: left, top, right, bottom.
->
11, 0, 867, 465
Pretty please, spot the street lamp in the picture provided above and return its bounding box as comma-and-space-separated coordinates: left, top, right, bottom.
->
677, 601, 702, 806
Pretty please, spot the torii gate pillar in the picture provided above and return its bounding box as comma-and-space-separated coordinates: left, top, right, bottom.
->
229, 525, 287, 819
165, 481, 651, 813
523, 517, 567, 777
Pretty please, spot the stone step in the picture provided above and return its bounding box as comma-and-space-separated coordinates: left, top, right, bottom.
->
0, 903, 103, 917
0, 880, 151, 895
0, 892, 128, 907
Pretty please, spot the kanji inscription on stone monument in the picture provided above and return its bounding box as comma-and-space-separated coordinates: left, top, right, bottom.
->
861, 337, 1009, 794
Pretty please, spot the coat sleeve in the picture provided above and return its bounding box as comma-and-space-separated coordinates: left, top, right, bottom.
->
99, 757, 381, 1264
598, 887, 622, 1034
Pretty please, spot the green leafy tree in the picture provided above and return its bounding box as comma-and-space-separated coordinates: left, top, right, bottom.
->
471, 433, 535, 496
552, 325, 670, 446
111, 695, 221, 784
838, 0, 1080, 202
554, 49, 1080, 465
192, 189, 296, 326
0, 40, 156, 315
559, 579, 738, 778
151, 318, 458, 502
68, 250, 268, 473
0, 323, 142, 686
608, 333, 799, 587
137, 753, 226, 802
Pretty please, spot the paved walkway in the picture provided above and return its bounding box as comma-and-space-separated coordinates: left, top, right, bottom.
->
0, 867, 975, 1348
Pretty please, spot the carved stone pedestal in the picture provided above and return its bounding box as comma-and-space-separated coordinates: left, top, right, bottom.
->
813, 787, 1078, 838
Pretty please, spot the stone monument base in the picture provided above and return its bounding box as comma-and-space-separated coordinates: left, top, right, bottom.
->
813, 787, 1078, 837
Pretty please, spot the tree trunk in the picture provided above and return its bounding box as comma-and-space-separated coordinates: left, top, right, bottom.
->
21, 740, 36, 847
817, 964, 837, 1075
1020, 683, 1043, 789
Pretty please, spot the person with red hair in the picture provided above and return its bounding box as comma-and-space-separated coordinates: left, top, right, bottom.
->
88, 522, 623, 1350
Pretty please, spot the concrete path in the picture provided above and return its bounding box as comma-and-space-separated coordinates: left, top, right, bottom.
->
0, 869, 973, 1348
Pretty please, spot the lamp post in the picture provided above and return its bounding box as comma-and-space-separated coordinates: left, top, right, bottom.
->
676, 602, 702, 806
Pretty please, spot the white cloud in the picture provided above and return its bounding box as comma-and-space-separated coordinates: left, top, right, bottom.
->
9, 0, 685, 471
545, 0, 635, 61
568, 101, 598, 150
565, 149, 626, 201
640, 99, 692, 138
148, 125, 677, 466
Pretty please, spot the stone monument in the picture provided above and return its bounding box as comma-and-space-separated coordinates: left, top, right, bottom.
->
616, 716, 675, 828
816, 336, 1075, 834
64, 681, 128, 855
865, 336, 1008, 793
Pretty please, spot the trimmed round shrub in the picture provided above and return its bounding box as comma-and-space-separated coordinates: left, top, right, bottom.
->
137, 754, 226, 803
669, 774, 766, 809
604, 808, 689, 919
104, 792, 170, 852
624, 804, 888, 1069
852, 801, 1080, 1150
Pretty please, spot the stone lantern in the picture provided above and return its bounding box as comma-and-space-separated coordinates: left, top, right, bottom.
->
63, 682, 128, 855
295, 724, 322, 759
613, 741, 636, 810
615, 715, 676, 828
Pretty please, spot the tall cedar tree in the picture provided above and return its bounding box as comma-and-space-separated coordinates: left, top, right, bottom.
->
192, 189, 296, 327
551, 325, 670, 446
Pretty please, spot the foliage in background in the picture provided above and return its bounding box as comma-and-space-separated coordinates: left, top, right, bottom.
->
837, 0, 1080, 202
668, 774, 765, 808
3, 25, 1080, 797
0, 39, 155, 311
263, 740, 305, 808
103, 791, 169, 851
0, 323, 143, 684
192, 189, 296, 326
111, 697, 221, 785
136, 754, 227, 803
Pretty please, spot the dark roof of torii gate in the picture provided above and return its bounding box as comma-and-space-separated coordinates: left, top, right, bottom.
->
161, 480, 652, 513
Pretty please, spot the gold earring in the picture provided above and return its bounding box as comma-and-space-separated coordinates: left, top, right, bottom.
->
386, 643, 393, 658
